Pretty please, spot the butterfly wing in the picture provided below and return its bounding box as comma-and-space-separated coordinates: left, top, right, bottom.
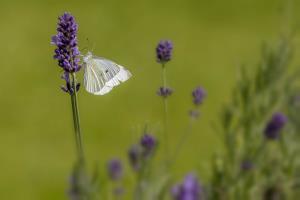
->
83, 56, 132, 95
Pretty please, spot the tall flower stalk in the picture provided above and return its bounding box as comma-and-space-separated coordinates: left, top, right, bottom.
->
156, 40, 173, 160
51, 12, 84, 162
51, 12, 93, 200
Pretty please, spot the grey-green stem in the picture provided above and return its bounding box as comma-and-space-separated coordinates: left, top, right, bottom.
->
71, 72, 84, 162
161, 63, 169, 161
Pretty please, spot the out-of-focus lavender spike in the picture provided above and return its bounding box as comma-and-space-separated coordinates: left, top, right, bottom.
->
264, 112, 287, 140
140, 134, 157, 157
157, 87, 173, 98
171, 173, 202, 200
156, 40, 173, 63
107, 159, 123, 181
128, 144, 142, 171
240, 160, 254, 171
192, 87, 206, 106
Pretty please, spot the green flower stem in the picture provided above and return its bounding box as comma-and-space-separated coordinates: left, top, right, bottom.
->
71, 72, 84, 162
161, 63, 169, 161
170, 117, 195, 166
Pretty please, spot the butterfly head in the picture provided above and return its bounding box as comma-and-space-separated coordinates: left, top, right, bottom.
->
83, 51, 93, 63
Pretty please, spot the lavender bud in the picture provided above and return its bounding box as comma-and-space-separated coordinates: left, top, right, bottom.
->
264, 112, 287, 140
140, 134, 157, 157
192, 87, 206, 106
189, 110, 200, 119
107, 159, 123, 181
157, 87, 173, 98
156, 40, 173, 63
67, 165, 89, 200
68, 174, 80, 200
171, 174, 202, 200
128, 144, 142, 171
113, 186, 125, 196
240, 160, 253, 171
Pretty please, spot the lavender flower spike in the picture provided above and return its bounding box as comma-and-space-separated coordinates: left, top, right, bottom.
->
264, 112, 287, 140
52, 12, 81, 73
128, 144, 142, 171
141, 134, 157, 157
156, 40, 173, 63
192, 87, 206, 106
171, 173, 202, 200
107, 159, 123, 181
157, 87, 173, 98
51, 12, 81, 94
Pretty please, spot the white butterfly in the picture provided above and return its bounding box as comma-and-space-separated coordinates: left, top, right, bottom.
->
83, 52, 132, 95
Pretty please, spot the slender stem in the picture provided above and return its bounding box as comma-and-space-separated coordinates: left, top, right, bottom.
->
161, 63, 169, 161
134, 171, 143, 200
70, 94, 80, 156
170, 117, 194, 167
71, 72, 84, 162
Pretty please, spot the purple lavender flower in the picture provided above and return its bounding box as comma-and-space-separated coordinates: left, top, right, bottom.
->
157, 87, 173, 98
156, 40, 173, 63
51, 12, 81, 94
140, 134, 157, 157
67, 166, 88, 200
264, 112, 287, 140
240, 160, 253, 171
113, 186, 125, 196
60, 71, 80, 94
192, 87, 206, 106
52, 12, 81, 72
128, 144, 142, 171
107, 159, 123, 181
171, 174, 202, 200
189, 110, 200, 119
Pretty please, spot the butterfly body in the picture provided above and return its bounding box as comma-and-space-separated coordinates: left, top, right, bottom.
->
83, 52, 132, 95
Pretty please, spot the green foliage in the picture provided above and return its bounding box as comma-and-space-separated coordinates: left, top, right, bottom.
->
210, 39, 300, 199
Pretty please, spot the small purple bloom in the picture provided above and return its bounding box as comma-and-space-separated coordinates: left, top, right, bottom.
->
171, 174, 202, 200
140, 134, 157, 157
157, 87, 173, 98
67, 166, 87, 200
189, 110, 200, 119
113, 186, 125, 196
107, 159, 123, 181
192, 87, 206, 106
60, 72, 80, 94
241, 160, 253, 171
68, 171, 79, 200
128, 144, 142, 171
156, 40, 173, 63
264, 112, 287, 140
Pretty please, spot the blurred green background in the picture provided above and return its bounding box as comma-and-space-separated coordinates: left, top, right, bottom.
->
0, 0, 300, 199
